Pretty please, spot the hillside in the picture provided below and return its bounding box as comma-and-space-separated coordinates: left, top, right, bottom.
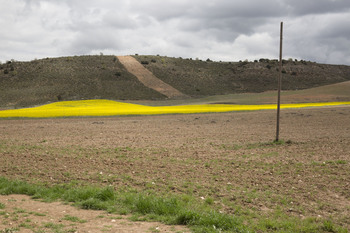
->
133, 55, 350, 96
0, 56, 165, 108
1, 55, 350, 108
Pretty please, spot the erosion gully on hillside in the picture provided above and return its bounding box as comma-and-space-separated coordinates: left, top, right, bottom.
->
0, 106, 350, 231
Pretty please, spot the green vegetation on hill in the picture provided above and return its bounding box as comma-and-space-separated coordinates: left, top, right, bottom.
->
133, 55, 350, 97
0, 56, 164, 108
1, 55, 350, 108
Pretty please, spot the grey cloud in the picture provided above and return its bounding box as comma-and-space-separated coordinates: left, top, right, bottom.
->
318, 15, 350, 39
103, 11, 139, 29
1, 0, 350, 65
284, 0, 350, 16
192, 0, 286, 18
68, 28, 123, 54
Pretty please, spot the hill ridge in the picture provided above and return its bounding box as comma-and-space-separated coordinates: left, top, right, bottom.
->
0, 55, 350, 108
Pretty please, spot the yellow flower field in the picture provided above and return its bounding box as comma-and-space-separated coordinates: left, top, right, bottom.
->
0, 99, 349, 118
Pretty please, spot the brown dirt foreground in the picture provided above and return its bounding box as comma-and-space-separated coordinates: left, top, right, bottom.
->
0, 106, 350, 232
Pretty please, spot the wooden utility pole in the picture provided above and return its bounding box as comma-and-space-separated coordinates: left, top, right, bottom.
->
276, 22, 283, 142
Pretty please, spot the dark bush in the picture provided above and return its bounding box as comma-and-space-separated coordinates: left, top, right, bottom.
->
4, 69, 9, 74
151, 59, 156, 63
266, 65, 272, 70
141, 61, 149, 65
259, 58, 270, 63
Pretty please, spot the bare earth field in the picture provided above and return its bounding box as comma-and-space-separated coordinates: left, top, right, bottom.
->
1, 106, 350, 232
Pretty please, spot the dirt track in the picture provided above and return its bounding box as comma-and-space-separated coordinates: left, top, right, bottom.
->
1, 106, 350, 231
118, 56, 187, 99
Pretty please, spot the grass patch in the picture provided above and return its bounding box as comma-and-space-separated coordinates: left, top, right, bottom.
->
62, 214, 87, 223
245, 139, 292, 149
0, 227, 20, 233
0, 176, 247, 232
43, 222, 65, 230
0, 173, 348, 233
1, 173, 349, 233
1, 176, 347, 232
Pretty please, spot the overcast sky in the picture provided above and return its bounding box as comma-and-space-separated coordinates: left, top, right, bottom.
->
1, 0, 350, 65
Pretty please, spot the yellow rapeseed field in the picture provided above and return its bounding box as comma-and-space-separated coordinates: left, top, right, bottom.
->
0, 99, 349, 118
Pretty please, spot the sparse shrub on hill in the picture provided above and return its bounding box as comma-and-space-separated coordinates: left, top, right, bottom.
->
141, 60, 149, 65
0, 55, 165, 108
1, 55, 350, 107
132, 55, 350, 97
238, 60, 248, 67
259, 58, 270, 63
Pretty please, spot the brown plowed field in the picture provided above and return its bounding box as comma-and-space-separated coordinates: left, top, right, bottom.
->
1, 106, 350, 231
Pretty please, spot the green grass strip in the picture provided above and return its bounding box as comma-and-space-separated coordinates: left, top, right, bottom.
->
0, 176, 247, 233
